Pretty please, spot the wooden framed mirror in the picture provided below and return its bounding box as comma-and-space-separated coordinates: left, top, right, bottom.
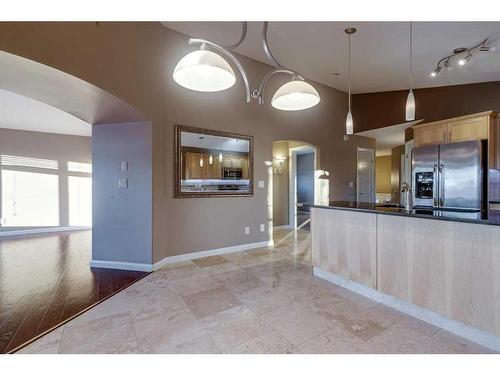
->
174, 125, 254, 198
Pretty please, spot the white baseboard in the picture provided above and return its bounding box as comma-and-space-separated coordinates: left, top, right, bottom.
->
313, 267, 500, 352
0, 226, 91, 237
90, 260, 153, 272
273, 225, 292, 230
152, 240, 273, 270
90, 239, 273, 273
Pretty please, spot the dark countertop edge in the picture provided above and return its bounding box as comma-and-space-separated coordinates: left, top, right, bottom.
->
310, 204, 500, 227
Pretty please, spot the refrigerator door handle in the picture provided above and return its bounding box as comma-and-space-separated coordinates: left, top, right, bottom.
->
433, 164, 438, 207
439, 164, 444, 207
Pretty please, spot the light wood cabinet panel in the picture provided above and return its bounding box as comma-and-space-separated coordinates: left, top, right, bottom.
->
377, 214, 500, 336
311, 208, 377, 288
414, 124, 447, 147
448, 116, 488, 143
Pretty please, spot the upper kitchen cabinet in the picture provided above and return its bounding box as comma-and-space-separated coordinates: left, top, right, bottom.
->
412, 111, 498, 167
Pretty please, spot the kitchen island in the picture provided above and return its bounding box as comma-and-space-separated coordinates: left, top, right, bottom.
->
311, 201, 500, 351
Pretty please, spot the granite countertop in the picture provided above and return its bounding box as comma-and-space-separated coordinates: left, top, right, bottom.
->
310, 201, 500, 226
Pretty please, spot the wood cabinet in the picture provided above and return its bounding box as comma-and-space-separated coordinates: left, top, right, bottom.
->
182, 151, 249, 180
311, 207, 377, 289
412, 111, 497, 167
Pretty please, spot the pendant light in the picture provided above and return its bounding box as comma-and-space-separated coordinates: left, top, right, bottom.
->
199, 156, 204, 167
405, 22, 416, 121
219, 152, 223, 163
173, 47, 236, 92
173, 22, 320, 111
209, 154, 213, 165
345, 27, 356, 135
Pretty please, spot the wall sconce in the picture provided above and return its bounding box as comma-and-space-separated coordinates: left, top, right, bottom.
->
273, 155, 287, 175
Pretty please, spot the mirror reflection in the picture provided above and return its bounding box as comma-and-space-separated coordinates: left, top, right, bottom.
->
175, 126, 253, 197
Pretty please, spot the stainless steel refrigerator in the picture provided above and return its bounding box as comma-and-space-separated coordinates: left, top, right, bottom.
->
411, 140, 486, 210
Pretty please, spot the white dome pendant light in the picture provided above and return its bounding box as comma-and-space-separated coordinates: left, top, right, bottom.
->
173, 47, 236, 92
345, 27, 356, 135
405, 22, 416, 121
173, 22, 319, 111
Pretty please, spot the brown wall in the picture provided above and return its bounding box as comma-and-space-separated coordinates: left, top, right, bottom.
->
272, 141, 290, 227
353, 81, 500, 132
375, 156, 391, 194
390, 145, 405, 203
0, 22, 374, 263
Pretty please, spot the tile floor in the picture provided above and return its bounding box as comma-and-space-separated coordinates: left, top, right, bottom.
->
16, 228, 497, 354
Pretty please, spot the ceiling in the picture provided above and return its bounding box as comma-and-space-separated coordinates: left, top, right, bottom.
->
0, 89, 91, 137
181, 131, 249, 152
357, 120, 422, 156
163, 22, 500, 94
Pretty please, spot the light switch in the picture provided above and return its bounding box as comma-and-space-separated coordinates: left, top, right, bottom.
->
258, 180, 265, 188
260, 224, 265, 232
244, 226, 250, 235
121, 161, 128, 171
118, 178, 128, 188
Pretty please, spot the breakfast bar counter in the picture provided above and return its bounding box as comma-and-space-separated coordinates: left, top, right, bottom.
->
310, 202, 500, 351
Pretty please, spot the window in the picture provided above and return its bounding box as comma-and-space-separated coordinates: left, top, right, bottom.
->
67, 161, 92, 174
1, 170, 59, 227
68, 176, 92, 226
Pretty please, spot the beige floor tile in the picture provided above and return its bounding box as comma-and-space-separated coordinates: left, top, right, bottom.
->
370, 304, 441, 337
182, 287, 242, 319
191, 255, 229, 268
203, 262, 242, 275
298, 324, 368, 354
222, 252, 270, 268
169, 274, 221, 297
127, 288, 188, 323
312, 300, 396, 341
159, 261, 208, 280
260, 302, 332, 345
235, 285, 293, 315
66, 292, 131, 327
363, 323, 449, 354
331, 286, 380, 309
283, 282, 344, 309
16, 327, 63, 354
161, 334, 221, 354
134, 309, 206, 353
212, 269, 266, 294
200, 305, 270, 351
59, 312, 138, 354
125, 272, 171, 297
226, 331, 300, 354
432, 329, 496, 354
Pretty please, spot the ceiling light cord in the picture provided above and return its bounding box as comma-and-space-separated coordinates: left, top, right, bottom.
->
409, 21, 413, 89
348, 32, 351, 111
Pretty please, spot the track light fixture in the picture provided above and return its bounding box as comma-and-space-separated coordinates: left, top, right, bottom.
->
430, 38, 494, 78
173, 22, 320, 111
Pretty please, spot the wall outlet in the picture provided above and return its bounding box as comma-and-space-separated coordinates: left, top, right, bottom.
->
258, 180, 265, 188
118, 178, 128, 188
260, 224, 265, 232
244, 226, 250, 235
121, 161, 128, 171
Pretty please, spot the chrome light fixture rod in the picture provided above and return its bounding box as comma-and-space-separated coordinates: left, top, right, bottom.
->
262, 21, 285, 69
188, 37, 252, 102
430, 38, 490, 77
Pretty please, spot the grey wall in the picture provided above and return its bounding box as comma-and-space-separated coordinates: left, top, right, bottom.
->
0, 128, 91, 232
297, 152, 315, 210
272, 141, 290, 227
92, 121, 152, 264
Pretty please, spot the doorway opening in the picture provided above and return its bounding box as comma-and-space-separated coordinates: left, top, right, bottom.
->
272, 141, 323, 232
356, 147, 375, 203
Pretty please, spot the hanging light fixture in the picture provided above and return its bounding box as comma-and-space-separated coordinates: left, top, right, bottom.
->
345, 27, 356, 135
405, 22, 416, 121
209, 154, 213, 165
199, 156, 204, 167
173, 22, 320, 111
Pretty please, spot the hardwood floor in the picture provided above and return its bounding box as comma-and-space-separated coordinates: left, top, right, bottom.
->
0, 230, 148, 353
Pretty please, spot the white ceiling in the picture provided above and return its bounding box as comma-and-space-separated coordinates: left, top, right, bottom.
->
163, 22, 500, 94
357, 120, 422, 156
181, 131, 249, 152
0, 89, 91, 137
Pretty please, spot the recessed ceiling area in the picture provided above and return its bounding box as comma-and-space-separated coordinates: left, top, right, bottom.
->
357, 120, 422, 156
0, 89, 91, 137
163, 22, 500, 94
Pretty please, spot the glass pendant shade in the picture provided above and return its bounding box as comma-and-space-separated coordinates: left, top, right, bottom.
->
209, 154, 213, 165
173, 49, 236, 92
219, 152, 223, 163
345, 110, 353, 135
199, 157, 204, 167
271, 80, 320, 111
405, 89, 415, 121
